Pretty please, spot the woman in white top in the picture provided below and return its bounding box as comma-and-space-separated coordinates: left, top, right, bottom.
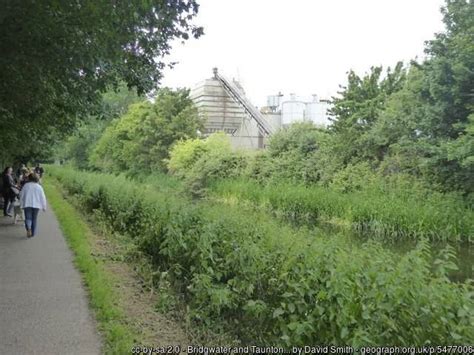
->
19, 173, 47, 238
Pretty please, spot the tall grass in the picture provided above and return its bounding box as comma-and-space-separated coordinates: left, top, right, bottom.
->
211, 179, 474, 243
47, 165, 474, 346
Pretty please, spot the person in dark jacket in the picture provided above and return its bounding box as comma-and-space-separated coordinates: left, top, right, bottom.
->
34, 163, 44, 178
2, 166, 16, 217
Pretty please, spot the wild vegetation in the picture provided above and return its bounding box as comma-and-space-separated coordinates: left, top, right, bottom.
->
210, 179, 473, 242
90, 88, 203, 172
48, 165, 474, 346
166, 130, 473, 242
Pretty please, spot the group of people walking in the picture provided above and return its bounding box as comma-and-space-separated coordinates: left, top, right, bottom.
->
1, 163, 47, 238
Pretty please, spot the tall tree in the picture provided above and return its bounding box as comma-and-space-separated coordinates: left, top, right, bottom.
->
0, 0, 203, 160
379, 0, 474, 192
329, 63, 406, 164
91, 88, 203, 172
57, 84, 141, 169
328, 0, 473, 194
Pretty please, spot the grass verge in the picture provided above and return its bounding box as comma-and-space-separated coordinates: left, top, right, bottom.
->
44, 178, 136, 354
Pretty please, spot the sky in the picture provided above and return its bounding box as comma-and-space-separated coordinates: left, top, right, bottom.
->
160, 0, 446, 107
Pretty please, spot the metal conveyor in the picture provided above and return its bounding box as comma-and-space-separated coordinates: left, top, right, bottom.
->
213, 68, 273, 136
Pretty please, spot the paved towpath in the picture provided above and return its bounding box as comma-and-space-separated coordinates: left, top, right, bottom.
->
0, 208, 102, 354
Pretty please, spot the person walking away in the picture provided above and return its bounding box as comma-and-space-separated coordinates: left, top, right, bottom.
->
19, 173, 47, 238
2, 167, 16, 217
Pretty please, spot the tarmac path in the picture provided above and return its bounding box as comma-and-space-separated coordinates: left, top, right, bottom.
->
0, 208, 102, 354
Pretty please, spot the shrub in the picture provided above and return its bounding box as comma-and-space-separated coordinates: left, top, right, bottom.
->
329, 162, 377, 193
168, 133, 249, 197
167, 137, 207, 178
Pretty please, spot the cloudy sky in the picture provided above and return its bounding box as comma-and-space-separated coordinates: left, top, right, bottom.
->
161, 0, 446, 107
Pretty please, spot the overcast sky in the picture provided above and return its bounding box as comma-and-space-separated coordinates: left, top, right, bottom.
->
160, 0, 446, 107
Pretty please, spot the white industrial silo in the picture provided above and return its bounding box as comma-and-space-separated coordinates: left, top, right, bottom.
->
305, 95, 331, 127
281, 94, 305, 125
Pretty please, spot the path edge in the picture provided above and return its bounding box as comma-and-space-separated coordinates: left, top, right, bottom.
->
44, 178, 137, 354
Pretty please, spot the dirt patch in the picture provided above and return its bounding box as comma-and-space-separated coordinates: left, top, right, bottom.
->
89, 230, 190, 349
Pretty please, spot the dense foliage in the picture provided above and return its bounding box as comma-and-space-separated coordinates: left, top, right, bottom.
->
329, 63, 406, 165
0, 0, 202, 161
48, 165, 474, 346
90, 88, 203, 172
56, 84, 142, 169
329, 0, 473, 195
168, 133, 249, 196
167, 131, 473, 242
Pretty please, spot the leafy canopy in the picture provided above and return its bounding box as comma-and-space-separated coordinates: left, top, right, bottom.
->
91, 88, 203, 172
0, 0, 203, 160
56, 84, 142, 169
327, 0, 473, 194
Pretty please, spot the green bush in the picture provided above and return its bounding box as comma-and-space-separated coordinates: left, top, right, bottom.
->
264, 122, 337, 185
329, 162, 377, 193
167, 137, 208, 179
168, 133, 249, 197
48, 165, 473, 346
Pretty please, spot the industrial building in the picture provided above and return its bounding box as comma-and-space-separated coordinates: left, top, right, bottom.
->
190, 68, 331, 149
262, 93, 332, 127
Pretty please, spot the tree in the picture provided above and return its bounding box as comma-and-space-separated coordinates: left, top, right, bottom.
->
91, 88, 203, 172
329, 63, 406, 164
55, 83, 141, 169
376, 0, 474, 193
417, 0, 474, 192
0, 0, 203, 160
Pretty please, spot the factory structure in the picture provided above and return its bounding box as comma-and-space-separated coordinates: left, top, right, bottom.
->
190, 68, 332, 149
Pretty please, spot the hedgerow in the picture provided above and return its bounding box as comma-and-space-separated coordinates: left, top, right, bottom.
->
48, 165, 473, 346
166, 133, 472, 242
